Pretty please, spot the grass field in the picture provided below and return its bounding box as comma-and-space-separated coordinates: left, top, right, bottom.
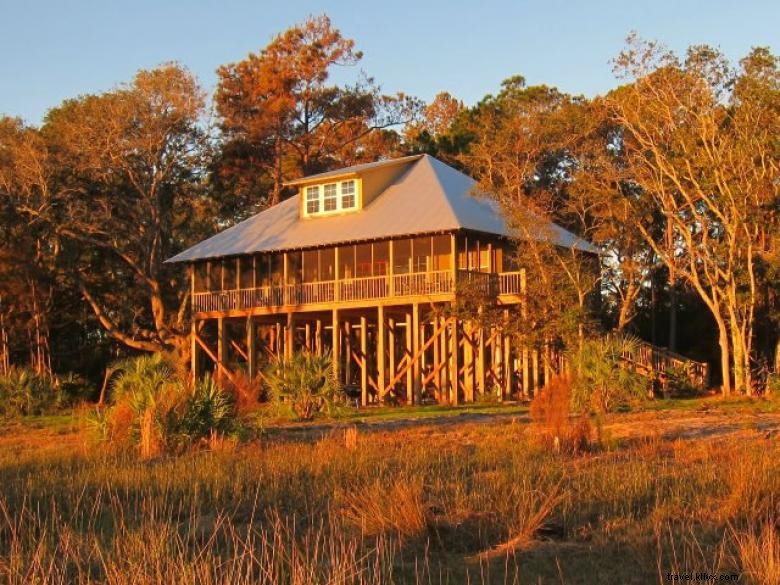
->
0, 397, 778, 584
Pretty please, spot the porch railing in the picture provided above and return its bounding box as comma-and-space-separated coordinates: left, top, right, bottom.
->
498, 271, 523, 295
192, 269, 513, 313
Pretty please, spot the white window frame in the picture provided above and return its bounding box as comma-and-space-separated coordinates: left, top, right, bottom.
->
306, 186, 320, 214
302, 179, 360, 217
323, 183, 338, 211
341, 180, 356, 209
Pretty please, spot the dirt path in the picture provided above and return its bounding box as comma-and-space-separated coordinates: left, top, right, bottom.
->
264, 406, 780, 444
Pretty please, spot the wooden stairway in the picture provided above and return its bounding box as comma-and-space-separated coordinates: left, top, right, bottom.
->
620, 339, 710, 389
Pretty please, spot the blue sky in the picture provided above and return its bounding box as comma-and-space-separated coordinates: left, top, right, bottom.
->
1, 0, 777, 124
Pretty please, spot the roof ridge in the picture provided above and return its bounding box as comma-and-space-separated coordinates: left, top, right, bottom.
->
416, 155, 464, 229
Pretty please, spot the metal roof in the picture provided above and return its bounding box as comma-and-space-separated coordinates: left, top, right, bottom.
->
283, 154, 424, 186
167, 155, 598, 263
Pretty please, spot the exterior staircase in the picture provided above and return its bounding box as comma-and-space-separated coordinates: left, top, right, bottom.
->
620, 339, 709, 389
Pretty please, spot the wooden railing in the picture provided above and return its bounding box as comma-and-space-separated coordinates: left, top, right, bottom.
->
193, 269, 509, 313
498, 271, 523, 295
622, 339, 710, 388
456, 270, 498, 296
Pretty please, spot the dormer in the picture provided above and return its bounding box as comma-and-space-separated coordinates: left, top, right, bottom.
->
285, 155, 424, 220
300, 177, 361, 218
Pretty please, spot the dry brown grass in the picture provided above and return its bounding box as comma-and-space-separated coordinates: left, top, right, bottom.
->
0, 408, 778, 583
732, 521, 780, 585
530, 374, 591, 453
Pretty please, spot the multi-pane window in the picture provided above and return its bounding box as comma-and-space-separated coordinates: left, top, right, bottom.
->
303, 180, 359, 217
306, 186, 320, 214
341, 180, 356, 209
323, 183, 338, 211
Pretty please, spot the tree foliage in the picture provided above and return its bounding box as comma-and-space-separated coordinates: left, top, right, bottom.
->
214, 15, 418, 215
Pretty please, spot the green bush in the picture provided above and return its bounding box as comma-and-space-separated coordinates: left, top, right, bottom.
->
264, 352, 340, 420
95, 354, 243, 457
0, 367, 58, 417
570, 336, 650, 414
173, 374, 238, 442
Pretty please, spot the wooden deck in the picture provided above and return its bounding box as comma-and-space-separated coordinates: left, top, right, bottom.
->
193, 270, 523, 315
622, 339, 709, 389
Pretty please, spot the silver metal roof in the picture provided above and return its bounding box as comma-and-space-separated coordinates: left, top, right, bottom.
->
167, 155, 598, 263
283, 154, 424, 186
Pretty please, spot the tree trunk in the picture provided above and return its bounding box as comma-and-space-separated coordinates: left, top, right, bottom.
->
715, 314, 732, 396
668, 281, 677, 353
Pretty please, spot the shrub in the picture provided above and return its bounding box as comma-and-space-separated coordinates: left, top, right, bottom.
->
767, 372, 780, 396
96, 354, 242, 457
530, 373, 591, 453
173, 374, 238, 444
264, 352, 340, 421
570, 336, 650, 414
0, 367, 58, 417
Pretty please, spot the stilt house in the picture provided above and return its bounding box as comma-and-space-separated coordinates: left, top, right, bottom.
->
168, 154, 599, 404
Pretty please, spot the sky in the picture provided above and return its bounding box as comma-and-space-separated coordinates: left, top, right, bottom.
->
1, 0, 777, 124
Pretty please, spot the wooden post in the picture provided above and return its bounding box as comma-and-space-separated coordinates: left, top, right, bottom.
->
439, 315, 448, 396
503, 309, 512, 399
405, 312, 413, 404
247, 316, 257, 381
477, 326, 486, 397
332, 309, 340, 383
190, 318, 199, 380
344, 321, 352, 385
315, 319, 323, 356
275, 322, 282, 356
286, 312, 294, 359
283, 252, 288, 305
432, 313, 441, 400
412, 303, 420, 400
464, 321, 474, 402
388, 317, 396, 397
217, 317, 226, 385
388, 240, 395, 297
305, 322, 311, 353
334, 246, 340, 302
450, 315, 459, 405
360, 315, 368, 406
377, 306, 386, 400
450, 233, 458, 288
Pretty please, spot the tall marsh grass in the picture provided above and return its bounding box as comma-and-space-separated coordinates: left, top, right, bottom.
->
0, 417, 777, 583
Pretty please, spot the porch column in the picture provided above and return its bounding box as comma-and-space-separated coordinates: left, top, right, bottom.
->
464, 321, 474, 402
377, 305, 386, 400
217, 317, 226, 385
190, 318, 199, 380
285, 312, 295, 359
247, 316, 257, 381
332, 308, 340, 382
412, 303, 421, 400
388, 317, 396, 398
450, 315, 459, 405
503, 309, 512, 399
360, 315, 368, 406
405, 312, 413, 404
477, 325, 486, 396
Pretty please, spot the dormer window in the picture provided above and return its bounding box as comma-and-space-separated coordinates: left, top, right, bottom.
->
306, 186, 320, 214
341, 180, 356, 209
323, 183, 338, 211
301, 179, 361, 218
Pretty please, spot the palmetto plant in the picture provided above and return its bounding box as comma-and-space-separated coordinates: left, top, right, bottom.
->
570, 335, 650, 414
0, 367, 57, 417
101, 354, 240, 457
175, 374, 236, 441
264, 352, 340, 421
